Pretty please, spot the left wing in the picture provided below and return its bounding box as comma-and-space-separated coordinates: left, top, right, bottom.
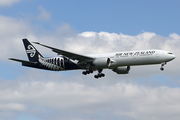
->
33, 42, 95, 62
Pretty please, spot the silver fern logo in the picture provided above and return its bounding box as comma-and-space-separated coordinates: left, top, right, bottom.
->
26, 45, 36, 57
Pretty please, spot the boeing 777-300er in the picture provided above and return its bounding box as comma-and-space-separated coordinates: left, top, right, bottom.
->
9, 39, 175, 79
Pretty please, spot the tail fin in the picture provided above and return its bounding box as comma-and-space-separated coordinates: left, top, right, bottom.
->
23, 39, 43, 62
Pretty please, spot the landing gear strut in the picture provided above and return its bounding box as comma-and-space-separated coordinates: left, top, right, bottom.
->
94, 69, 105, 79
160, 62, 166, 71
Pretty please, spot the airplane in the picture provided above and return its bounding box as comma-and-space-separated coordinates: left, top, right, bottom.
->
9, 39, 176, 79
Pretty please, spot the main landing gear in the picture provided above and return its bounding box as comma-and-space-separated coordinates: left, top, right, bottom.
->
160, 62, 166, 71
82, 70, 93, 75
94, 69, 105, 79
82, 69, 105, 79
94, 73, 105, 79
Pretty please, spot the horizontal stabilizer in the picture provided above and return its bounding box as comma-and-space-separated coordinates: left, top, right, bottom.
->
9, 58, 37, 64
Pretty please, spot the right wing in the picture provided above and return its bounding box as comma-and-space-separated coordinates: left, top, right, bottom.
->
33, 42, 95, 62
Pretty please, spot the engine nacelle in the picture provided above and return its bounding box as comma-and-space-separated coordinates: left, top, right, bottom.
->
93, 58, 111, 68
112, 66, 130, 74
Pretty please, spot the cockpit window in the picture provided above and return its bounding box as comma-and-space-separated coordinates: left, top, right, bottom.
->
168, 52, 173, 54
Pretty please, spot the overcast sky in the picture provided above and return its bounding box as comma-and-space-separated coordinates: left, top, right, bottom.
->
1, 0, 180, 120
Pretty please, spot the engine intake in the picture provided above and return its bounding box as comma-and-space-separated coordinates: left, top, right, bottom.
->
93, 58, 111, 68
112, 66, 130, 74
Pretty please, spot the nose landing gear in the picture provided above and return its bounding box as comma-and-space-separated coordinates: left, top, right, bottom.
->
160, 62, 166, 71
160, 67, 164, 71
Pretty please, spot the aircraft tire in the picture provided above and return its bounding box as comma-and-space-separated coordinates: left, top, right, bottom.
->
82, 71, 87, 75
94, 75, 98, 79
101, 73, 105, 77
160, 67, 164, 71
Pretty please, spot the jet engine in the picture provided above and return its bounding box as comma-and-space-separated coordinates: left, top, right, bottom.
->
112, 66, 130, 74
93, 58, 111, 68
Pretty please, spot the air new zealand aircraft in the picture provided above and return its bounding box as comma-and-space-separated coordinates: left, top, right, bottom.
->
9, 39, 175, 79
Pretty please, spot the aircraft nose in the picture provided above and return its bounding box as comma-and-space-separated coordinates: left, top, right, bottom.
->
172, 54, 176, 60
167, 54, 175, 61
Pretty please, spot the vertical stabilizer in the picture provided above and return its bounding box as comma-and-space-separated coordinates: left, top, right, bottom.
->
23, 39, 43, 62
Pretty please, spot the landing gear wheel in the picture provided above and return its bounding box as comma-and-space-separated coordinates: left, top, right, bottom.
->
160, 67, 164, 71
101, 73, 105, 77
82, 71, 87, 75
94, 75, 99, 79
90, 70, 93, 73
160, 62, 166, 71
94, 73, 105, 79
82, 70, 93, 75
94, 69, 105, 79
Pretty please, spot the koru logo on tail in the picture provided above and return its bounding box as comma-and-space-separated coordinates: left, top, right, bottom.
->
26, 45, 36, 57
